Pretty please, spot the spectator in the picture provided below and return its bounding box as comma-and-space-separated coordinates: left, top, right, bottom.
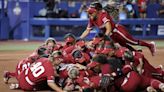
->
104, 0, 119, 21
119, 4, 127, 20
70, 10, 79, 18
147, 0, 160, 18
58, 9, 69, 18
131, 0, 140, 18
147, 0, 160, 36
124, 0, 135, 18
158, 0, 164, 18
137, 0, 147, 18
79, 4, 88, 19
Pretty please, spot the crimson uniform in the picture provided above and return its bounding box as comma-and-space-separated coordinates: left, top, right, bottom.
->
3, 53, 38, 82
17, 58, 55, 91
87, 9, 155, 55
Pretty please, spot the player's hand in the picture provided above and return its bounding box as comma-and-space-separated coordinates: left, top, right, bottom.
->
86, 41, 94, 50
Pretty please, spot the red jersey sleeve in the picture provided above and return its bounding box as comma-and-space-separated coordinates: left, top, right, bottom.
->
101, 12, 110, 24
101, 11, 116, 29
45, 62, 55, 83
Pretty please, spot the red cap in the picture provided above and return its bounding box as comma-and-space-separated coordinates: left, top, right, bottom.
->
65, 37, 75, 43
114, 47, 127, 58
87, 61, 100, 68
92, 37, 102, 45
101, 48, 113, 54
87, 7, 97, 14
95, 47, 104, 54
76, 40, 85, 47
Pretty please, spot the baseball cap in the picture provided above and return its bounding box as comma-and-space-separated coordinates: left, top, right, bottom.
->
87, 61, 100, 68
95, 47, 104, 54
76, 40, 85, 47
87, 7, 97, 14
114, 47, 127, 58
101, 44, 114, 54
65, 37, 75, 43
101, 48, 113, 54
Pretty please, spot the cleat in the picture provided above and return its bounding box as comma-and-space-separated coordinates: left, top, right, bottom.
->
9, 83, 19, 90
3, 71, 10, 84
147, 86, 157, 92
158, 65, 163, 70
159, 83, 164, 92
150, 41, 156, 56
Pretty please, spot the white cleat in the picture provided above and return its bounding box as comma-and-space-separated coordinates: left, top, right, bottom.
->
158, 65, 163, 70
150, 41, 156, 56
159, 83, 164, 92
3, 71, 10, 84
9, 83, 19, 90
147, 86, 157, 92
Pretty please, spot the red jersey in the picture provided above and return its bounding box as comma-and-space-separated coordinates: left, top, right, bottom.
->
18, 58, 55, 91
16, 58, 31, 76
87, 10, 115, 33
101, 63, 113, 75
138, 0, 147, 13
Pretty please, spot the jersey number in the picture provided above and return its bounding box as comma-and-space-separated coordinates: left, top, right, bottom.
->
30, 62, 45, 77
22, 63, 30, 71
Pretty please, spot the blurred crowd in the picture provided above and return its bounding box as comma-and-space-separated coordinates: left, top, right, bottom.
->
37, 0, 164, 20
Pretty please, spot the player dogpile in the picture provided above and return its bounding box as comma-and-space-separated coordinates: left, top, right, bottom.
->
3, 1, 164, 92
3, 33, 164, 92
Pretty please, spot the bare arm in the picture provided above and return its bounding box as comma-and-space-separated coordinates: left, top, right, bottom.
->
75, 63, 87, 70
159, 9, 164, 14
105, 22, 112, 36
48, 82, 64, 92
80, 28, 91, 39
136, 58, 143, 75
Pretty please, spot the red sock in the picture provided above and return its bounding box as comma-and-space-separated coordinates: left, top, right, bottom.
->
9, 72, 16, 77
139, 40, 151, 49
150, 79, 161, 89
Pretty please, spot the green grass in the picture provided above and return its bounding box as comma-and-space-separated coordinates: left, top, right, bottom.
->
0, 42, 41, 51
0, 40, 163, 51
155, 41, 164, 47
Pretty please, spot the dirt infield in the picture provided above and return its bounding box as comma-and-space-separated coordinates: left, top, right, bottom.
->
0, 41, 164, 92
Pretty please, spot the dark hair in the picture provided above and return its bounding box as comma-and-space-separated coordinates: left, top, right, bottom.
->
64, 33, 76, 40
90, 1, 102, 11
92, 54, 108, 64
45, 38, 56, 45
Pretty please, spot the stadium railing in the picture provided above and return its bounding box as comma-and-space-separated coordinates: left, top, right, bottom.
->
29, 18, 164, 40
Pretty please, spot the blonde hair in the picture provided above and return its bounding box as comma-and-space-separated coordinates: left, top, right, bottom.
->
45, 37, 56, 45
49, 50, 62, 62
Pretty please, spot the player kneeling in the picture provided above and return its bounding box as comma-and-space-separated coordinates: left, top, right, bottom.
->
8, 51, 65, 92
